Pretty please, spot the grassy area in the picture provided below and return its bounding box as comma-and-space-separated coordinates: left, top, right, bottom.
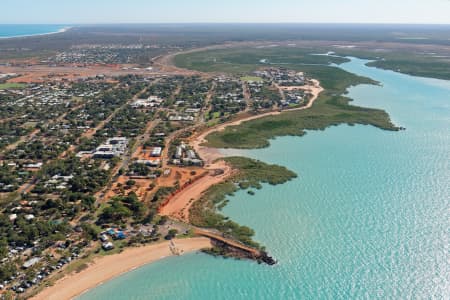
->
189, 157, 297, 249
0, 83, 26, 89
227, 156, 297, 186
175, 47, 349, 74
211, 111, 221, 119
205, 94, 398, 149
329, 47, 450, 81
0, 192, 19, 205
97, 240, 127, 256
367, 58, 450, 80
22, 121, 38, 128
240, 76, 263, 82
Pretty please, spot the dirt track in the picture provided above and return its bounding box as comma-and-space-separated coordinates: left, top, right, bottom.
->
159, 161, 231, 222
159, 79, 323, 223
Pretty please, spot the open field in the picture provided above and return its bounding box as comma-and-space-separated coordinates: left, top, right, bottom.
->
0, 82, 26, 89
0, 64, 167, 83
175, 47, 350, 74
240, 76, 263, 82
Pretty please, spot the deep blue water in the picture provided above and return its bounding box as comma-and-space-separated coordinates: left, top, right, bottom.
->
79, 58, 450, 299
0, 24, 67, 38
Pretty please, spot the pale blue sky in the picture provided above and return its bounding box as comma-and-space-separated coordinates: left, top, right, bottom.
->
2, 0, 450, 24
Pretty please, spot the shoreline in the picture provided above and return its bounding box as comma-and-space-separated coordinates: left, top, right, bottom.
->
0, 26, 72, 39
193, 79, 324, 163
31, 78, 323, 300
159, 160, 233, 222
31, 237, 212, 300
159, 79, 323, 221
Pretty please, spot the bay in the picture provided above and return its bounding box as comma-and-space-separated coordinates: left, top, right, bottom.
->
79, 58, 450, 299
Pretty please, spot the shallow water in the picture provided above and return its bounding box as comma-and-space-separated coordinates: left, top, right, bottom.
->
0, 24, 67, 38
79, 58, 450, 299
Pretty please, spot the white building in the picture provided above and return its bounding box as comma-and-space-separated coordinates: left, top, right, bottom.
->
150, 147, 162, 157
23, 257, 41, 269
102, 242, 114, 251
93, 137, 128, 159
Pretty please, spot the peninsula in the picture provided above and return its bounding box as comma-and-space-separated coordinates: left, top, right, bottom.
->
1, 23, 447, 299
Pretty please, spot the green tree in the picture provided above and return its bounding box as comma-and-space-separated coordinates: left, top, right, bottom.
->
0, 238, 8, 259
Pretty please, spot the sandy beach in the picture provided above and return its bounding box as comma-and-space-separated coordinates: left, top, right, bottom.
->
31, 238, 211, 300
0, 26, 72, 40
32, 79, 323, 300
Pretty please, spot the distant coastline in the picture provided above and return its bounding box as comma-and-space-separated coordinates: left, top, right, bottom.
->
0, 25, 71, 39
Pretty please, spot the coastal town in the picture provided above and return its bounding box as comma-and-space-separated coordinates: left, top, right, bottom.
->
0, 42, 321, 298
2, 0, 449, 298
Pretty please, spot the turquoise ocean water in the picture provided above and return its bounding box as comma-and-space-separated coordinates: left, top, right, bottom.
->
0, 24, 67, 38
79, 58, 450, 299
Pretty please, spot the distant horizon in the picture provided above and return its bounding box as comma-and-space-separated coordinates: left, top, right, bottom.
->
1, 22, 450, 26
3, 0, 450, 24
